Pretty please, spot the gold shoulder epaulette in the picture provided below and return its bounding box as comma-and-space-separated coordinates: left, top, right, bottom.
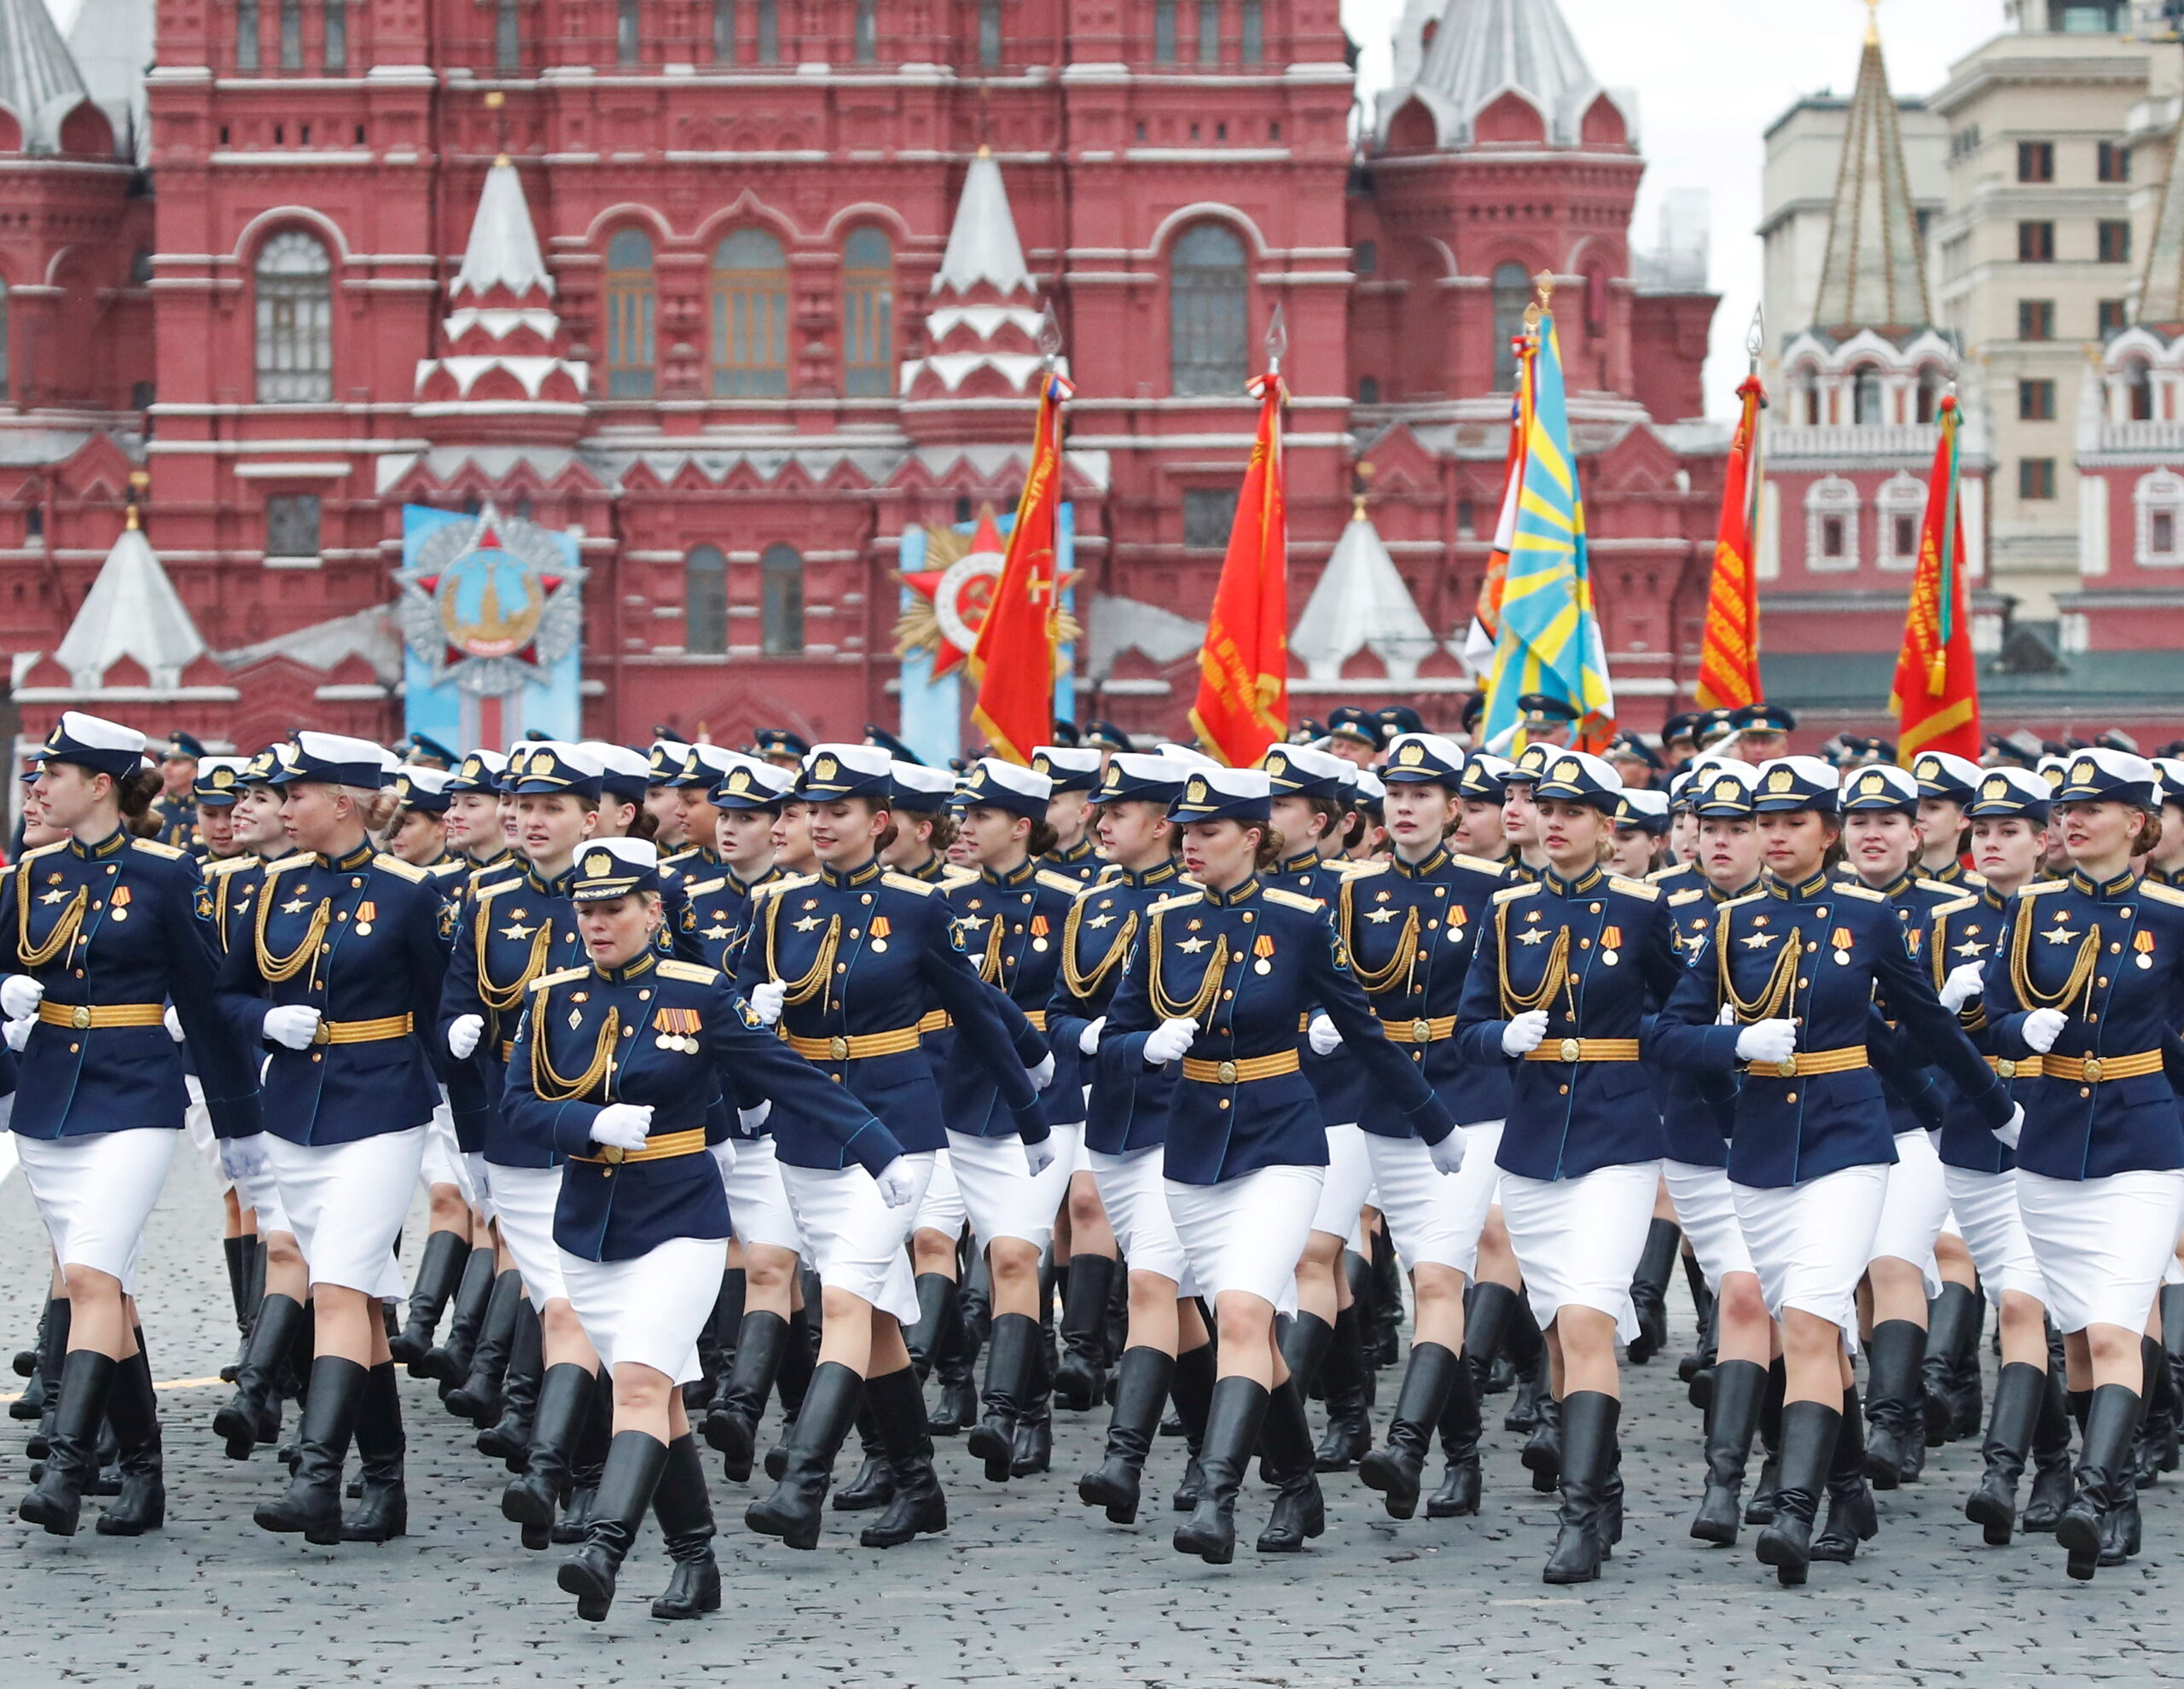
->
372, 853, 429, 884
1935, 893, 1981, 919
203, 855, 258, 879
1668, 886, 1709, 908
1835, 883, 1886, 903
940, 866, 979, 888
1262, 886, 1323, 913
2141, 879, 2184, 908
1149, 891, 1200, 915
263, 854, 311, 878
529, 966, 590, 993
1646, 862, 1689, 883
131, 838, 187, 861
1722, 891, 1769, 911
1492, 881, 1541, 904
1607, 874, 1660, 902
756, 873, 814, 902
1340, 859, 1389, 880
682, 875, 729, 898
475, 876, 518, 902
1915, 878, 1960, 897
881, 871, 938, 897
657, 959, 721, 984
1036, 868, 1087, 897
1453, 853, 1507, 878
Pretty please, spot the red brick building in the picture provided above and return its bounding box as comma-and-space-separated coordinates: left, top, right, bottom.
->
2, 0, 1728, 754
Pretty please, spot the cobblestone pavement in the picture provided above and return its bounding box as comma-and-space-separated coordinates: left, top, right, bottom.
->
0, 1150, 2179, 1686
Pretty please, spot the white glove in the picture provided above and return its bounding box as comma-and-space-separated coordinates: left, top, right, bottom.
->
589, 1103, 654, 1152
1938, 963, 1986, 1014
1427, 1127, 1467, 1176
738, 1099, 772, 1133
1078, 1016, 1106, 1056
1307, 1013, 1343, 1057
1023, 1135, 1057, 1178
164, 1005, 184, 1042
874, 1158, 918, 1210
1716, 1001, 1737, 1028
2, 1017, 29, 1053
1993, 1103, 2024, 1152
1142, 1018, 1198, 1066
0, 975, 43, 1021
218, 1134, 271, 1184
263, 1005, 322, 1051
2021, 1007, 2067, 1055
447, 1013, 484, 1059
748, 980, 787, 1028
1734, 1019, 1798, 1065
1501, 1010, 1549, 1057
1028, 1052, 1056, 1092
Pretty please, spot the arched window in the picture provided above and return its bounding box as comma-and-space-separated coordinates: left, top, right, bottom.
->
855, 0, 876, 61
761, 543, 804, 653
1491, 261, 1530, 390
979, 0, 1001, 65
0, 277, 10, 402
1852, 365, 1883, 426
842, 227, 893, 397
712, 228, 789, 398
2127, 358, 2155, 421
604, 228, 656, 398
1170, 222, 1247, 397
685, 545, 728, 654
1915, 365, 1945, 424
254, 230, 334, 403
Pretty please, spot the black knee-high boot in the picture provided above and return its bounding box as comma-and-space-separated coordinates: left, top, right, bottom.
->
447, 1268, 523, 1423
1426, 1349, 1484, 1518
1521, 1390, 1561, 1494
1055, 1253, 1117, 1412
1755, 1397, 1839, 1587
1862, 1319, 1926, 1488
2021, 1357, 2074, 1531
391, 1229, 470, 1367
26, 1297, 71, 1459
1254, 1377, 1325, 1553
553, 1367, 613, 1545
1173, 1375, 1269, 1564
1809, 1384, 1879, 1562
1626, 1220, 1681, 1365
1966, 1360, 2045, 1545
905, 1272, 957, 1381
831, 1401, 896, 1512
1081, 1346, 1175, 1524
926, 1292, 979, 1435
746, 1361, 863, 1551
1690, 1357, 1765, 1545
559, 1430, 669, 1621
1542, 1390, 1618, 1584
420, 1245, 495, 1382
649, 1433, 722, 1618
1745, 1356, 1787, 1523
859, 1365, 949, 1548
341, 1361, 407, 1541
1311, 1307, 1371, 1471
1678, 1250, 1717, 1389
1368, 1228, 1403, 1368
967, 1312, 1039, 1483
1278, 1309, 1334, 1401
221, 1237, 253, 1381
693, 1270, 743, 1413
706, 1309, 789, 1480
1168, 1340, 1217, 1511
2133, 1331, 2176, 1487
96, 1344, 164, 1536
12, 1297, 63, 1425
2057, 1382, 2138, 1581
216, 1291, 304, 1460
762, 1304, 818, 1481
1503, 1296, 1550, 1434
1342, 1251, 1380, 1393
1359, 1341, 1461, 1520
253, 1355, 367, 1544
505, 1361, 595, 1548
20, 1349, 113, 1537
1920, 1282, 1980, 1445
479, 1297, 543, 1464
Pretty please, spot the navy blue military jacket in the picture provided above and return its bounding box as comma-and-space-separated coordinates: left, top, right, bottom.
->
439, 866, 587, 1167
1656, 877, 1759, 1168
1340, 847, 1513, 1135
1048, 859, 1188, 1156
677, 863, 786, 974
1931, 885, 2026, 1176
1269, 852, 1376, 1130
1654, 870, 2011, 1189
505, 953, 902, 1261
941, 859, 1085, 1133
1457, 866, 1679, 1181
215, 840, 446, 1147
1043, 838, 1103, 888
1104, 875, 1455, 1186
735, 856, 1049, 1165
1848, 871, 1966, 1136
3, 830, 257, 1141
1978, 868, 2184, 1181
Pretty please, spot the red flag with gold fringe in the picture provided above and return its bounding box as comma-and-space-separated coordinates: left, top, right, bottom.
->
1695, 374, 1766, 711
968, 372, 1070, 764
1889, 393, 1981, 761
1188, 371, 1288, 765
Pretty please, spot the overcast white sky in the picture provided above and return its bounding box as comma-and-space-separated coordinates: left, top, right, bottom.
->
1344, 0, 2013, 418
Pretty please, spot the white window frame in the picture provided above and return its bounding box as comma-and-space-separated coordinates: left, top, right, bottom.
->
1804, 475, 1861, 573
2134, 468, 2184, 568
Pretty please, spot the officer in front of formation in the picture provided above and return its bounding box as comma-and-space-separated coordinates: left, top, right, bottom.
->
153, 730, 206, 851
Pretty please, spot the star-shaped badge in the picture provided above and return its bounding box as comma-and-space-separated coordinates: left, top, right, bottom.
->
501, 923, 536, 941
793, 915, 822, 933
38, 889, 68, 906
1366, 907, 1399, 925
2044, 926, 2078, 945
703, 925, 732, 941
1517, 927, 1548, 946
281, 897, 310, 915
1176, 937, 1211, 955
1953, 938, 1987, 958
1741, 931, 1780, 949
1087, 914, 1116, 930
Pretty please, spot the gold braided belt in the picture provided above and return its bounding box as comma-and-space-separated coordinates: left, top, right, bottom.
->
1742, 1045, 1867, 1079
570, 1127, 710, 1167
785, 1025, 923, 1062
917, 1009, 950, 1035
311, 1013, 413, 1046
2042, 1051, 2164, 1084
36, 1001, 165, 1030
1380, 1015, 1457, 1045
1523, 1037, 1642, 1065
1989, 1054, 2043, 1079
1025, 1010, 1048, 1030
1181, 1050, 1301, 1085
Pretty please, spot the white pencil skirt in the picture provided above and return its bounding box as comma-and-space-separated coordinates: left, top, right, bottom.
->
1499, 1161, 1660, 1344
1941, 1164, 2047, 1309
946, 1124, 1077, 1254
561, 1235, 729, 1384
1165, 1165, 1325, 1312
1363, 1132, 1478, 1278
419, 1099, 468, 1195
2015, 1167, 2184, 1336
1308, 1123, 1375, 1243
913, 1147, 966, 1239
183, 1075, 229, 1194
1867, 1128, 1948, 1298
715, 1135, 805, 1256
265, 1127, 427, 1301
780, 1152, 936, 1326
1087, 1145, 1196, 1295
1664, 1158, 1756, 1291
484, 1162, 567, 1312
15, 1128, 177, 1296
1732, 1163, 1889, 1342
229, 1135, 290, 1237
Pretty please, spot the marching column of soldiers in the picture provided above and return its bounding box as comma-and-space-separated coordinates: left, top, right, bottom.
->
6, 697, 2184, 1611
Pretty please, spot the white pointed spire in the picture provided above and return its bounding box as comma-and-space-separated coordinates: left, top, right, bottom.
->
931, 148, 1032, 300
452, 156, 554, 301
1291, 502, 1438, 682
1810, 14, 1928, 336
54, 515, 209, 690
0, 0, 91, 153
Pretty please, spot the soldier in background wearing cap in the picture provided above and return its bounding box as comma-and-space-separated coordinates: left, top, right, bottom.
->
1660, 713, 1701, 773
1033, 744, 1107, 885
152, 729, 206, 850
1605, 732, 1663, 793
2144, 758, 2184, 887
1608, 789, 1670, 878
1324, 706, 1380, 769
1912, 751, 1987, 890
880, 763, 959, 885
384, 767, 459, 878
401, 732, 458, 772
1728, 703, 1796, 764
752, 728, 811, 773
